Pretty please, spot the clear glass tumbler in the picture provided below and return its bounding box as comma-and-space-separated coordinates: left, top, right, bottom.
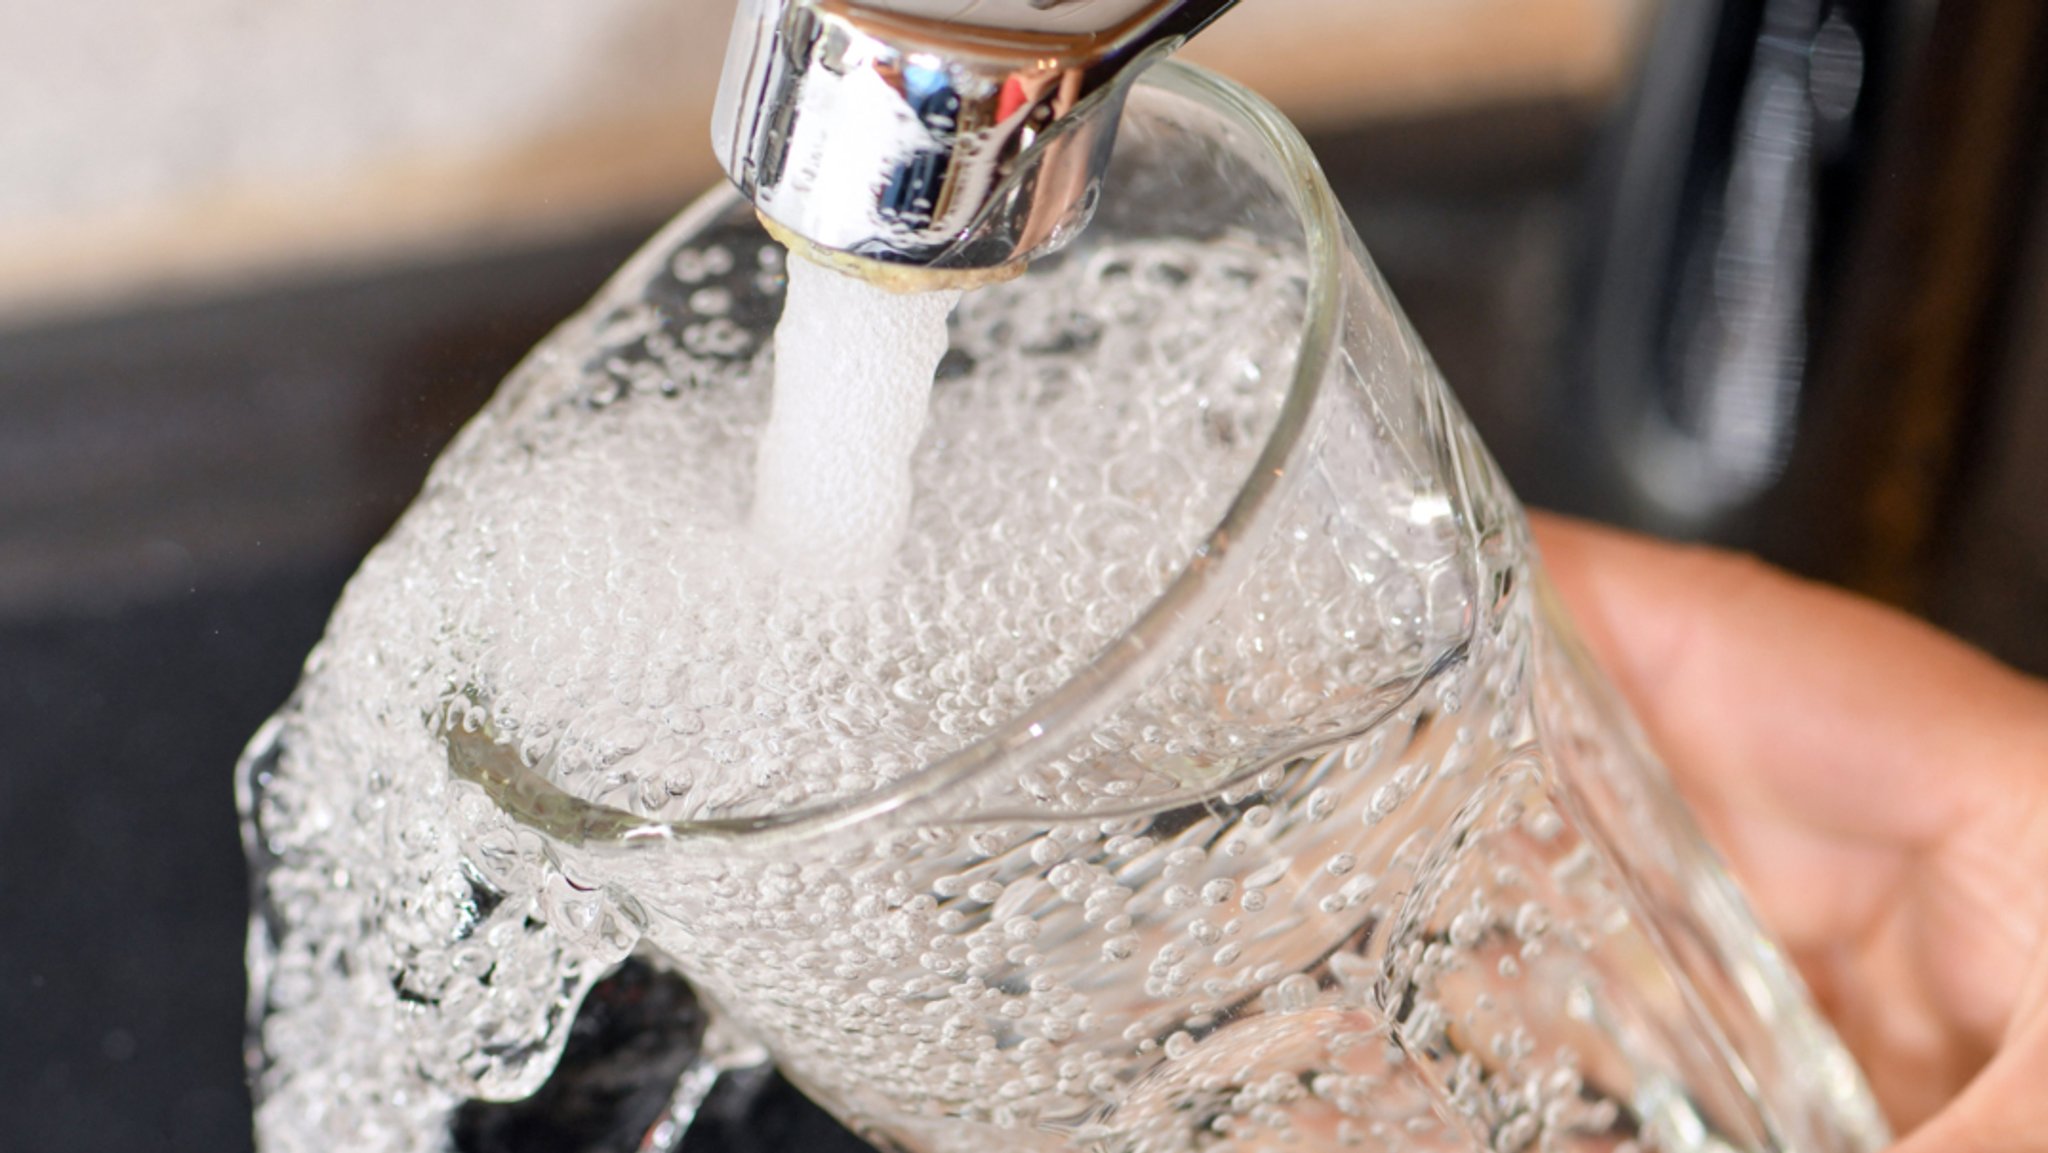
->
241, 63, 1889, 1153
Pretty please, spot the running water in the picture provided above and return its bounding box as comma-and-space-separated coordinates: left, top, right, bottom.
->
241, 232, 1308, 1151
240, 217, 1881, 1153
753, 258, 961, 577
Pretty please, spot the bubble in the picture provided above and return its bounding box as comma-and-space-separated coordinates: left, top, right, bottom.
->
235, 225, 1598, 1153
1449, 908, 1489, 948
1242, 859, 1291, 889
1272, 973, 1318, 1014
672, 243, 735, 283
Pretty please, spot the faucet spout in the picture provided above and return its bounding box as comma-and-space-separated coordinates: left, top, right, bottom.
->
712, 0, 1239, 279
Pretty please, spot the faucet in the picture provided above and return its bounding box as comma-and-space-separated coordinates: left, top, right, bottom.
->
712, 0, 1241, 285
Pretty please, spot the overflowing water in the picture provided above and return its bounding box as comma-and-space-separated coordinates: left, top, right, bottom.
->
240, 219, 1883, 1153
242, 234, 1308, 1149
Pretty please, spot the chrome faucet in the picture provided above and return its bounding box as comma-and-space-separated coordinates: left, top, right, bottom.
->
712, 0, 1240, 282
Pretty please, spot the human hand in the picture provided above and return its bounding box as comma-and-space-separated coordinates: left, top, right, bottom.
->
1533, 514, 2048, 1151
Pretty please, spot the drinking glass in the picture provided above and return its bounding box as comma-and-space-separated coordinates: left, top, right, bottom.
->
241, 62, 1889, 1153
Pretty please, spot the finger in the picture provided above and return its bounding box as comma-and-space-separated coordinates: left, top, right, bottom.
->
1531, 512, 2048, 1075
1530, 513, 2048, 855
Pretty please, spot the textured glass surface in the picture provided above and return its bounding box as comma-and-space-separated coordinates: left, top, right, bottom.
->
239, 64, 1887, 1153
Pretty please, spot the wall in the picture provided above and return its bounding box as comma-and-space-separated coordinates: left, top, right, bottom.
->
0, 0, 1646, 324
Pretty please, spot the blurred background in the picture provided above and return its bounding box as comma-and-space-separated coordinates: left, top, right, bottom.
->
2, 0, 2044, 1149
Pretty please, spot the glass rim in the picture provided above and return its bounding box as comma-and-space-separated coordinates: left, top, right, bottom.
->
472, 60, 1349, 858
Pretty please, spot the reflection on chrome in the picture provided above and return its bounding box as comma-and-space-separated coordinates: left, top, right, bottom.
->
712, 0, 1239, 274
